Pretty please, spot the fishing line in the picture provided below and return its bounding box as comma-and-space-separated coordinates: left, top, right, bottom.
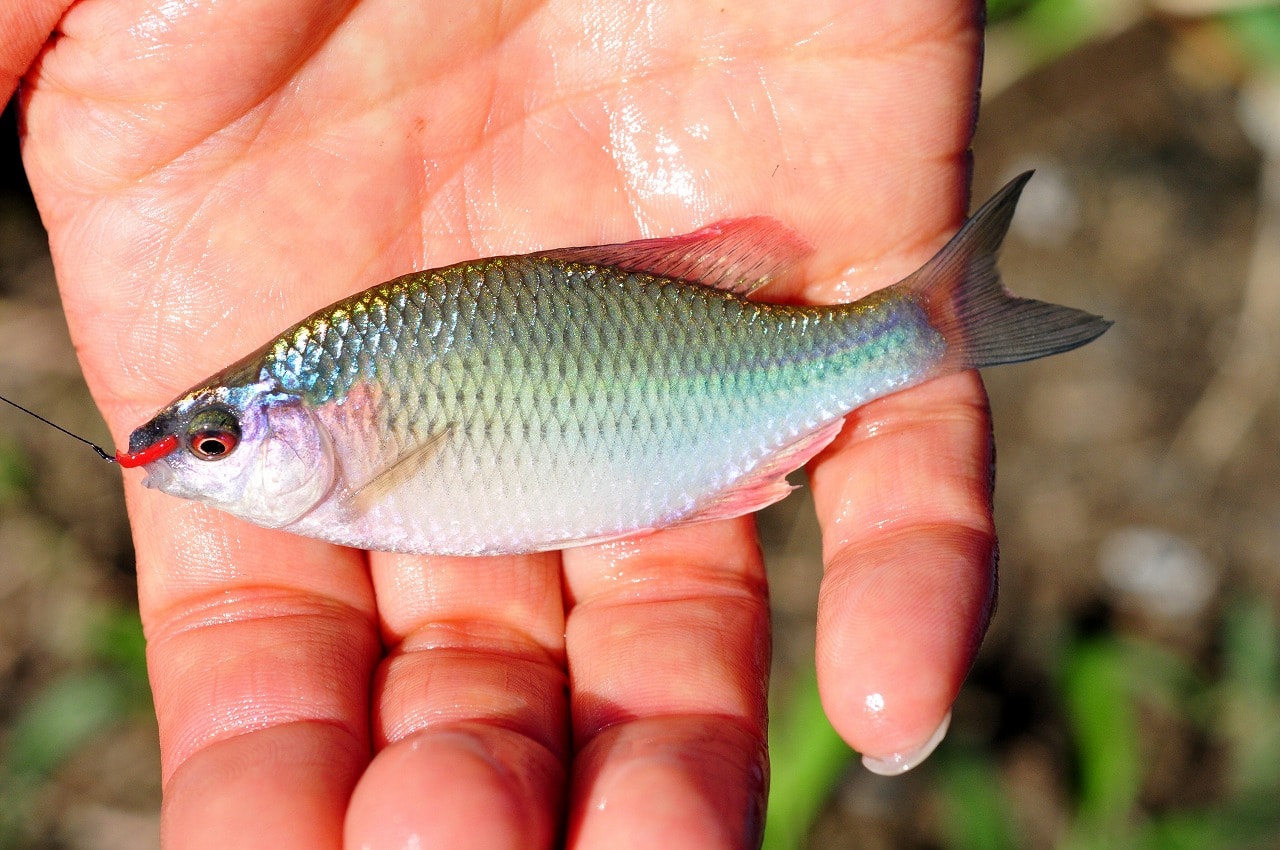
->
0, 394, 117, 463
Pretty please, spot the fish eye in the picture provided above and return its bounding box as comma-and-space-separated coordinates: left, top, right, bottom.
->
186, 406, 240, 461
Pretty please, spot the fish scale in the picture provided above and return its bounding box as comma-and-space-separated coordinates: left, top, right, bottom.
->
122, 174, 1111, 555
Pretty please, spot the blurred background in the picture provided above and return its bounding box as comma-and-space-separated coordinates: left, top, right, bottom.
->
1, 2, 1278, 848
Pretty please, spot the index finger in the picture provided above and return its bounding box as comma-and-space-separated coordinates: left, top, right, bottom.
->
127, 484, 380, 850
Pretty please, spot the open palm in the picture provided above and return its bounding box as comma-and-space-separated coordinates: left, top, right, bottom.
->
14, 1, 993, 847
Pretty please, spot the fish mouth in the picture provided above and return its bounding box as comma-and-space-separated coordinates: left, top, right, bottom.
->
127, 413, 177, 455
121, 413, 182, 472
140, 461, 174, 491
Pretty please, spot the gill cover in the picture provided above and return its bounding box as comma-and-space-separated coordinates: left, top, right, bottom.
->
243, 399, 335, 527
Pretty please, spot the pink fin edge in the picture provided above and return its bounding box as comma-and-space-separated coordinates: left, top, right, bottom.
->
537, 216, 813, 296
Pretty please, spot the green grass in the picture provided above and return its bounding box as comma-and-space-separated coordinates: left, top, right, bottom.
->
0, 603, 150, 849
763, 667, 854, 850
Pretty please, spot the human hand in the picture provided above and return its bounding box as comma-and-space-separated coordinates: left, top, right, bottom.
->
13, 1, 991, 847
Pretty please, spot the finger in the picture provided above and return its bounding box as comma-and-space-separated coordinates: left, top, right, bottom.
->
809, 372, 997, 770
0, 0, 72, 103
344, 551, 568, 850
788, 7, 983, 769
127, 485, 380, 850
561, 519, 771, 850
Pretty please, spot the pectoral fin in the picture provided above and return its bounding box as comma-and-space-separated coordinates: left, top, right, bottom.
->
345, 426, 454, 514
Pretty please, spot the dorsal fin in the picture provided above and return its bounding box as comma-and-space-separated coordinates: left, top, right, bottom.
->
535, 217, 812, 296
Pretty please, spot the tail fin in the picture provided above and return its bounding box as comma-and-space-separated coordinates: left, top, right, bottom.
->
906, 172, 1111, 370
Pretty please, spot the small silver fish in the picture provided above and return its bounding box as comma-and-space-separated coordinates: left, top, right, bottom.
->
118, 173, 1109, 555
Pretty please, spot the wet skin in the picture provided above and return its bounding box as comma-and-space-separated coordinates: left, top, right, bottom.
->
9, 2, 991, 848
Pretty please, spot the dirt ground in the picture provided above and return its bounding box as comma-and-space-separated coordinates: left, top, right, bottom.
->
1, 16, 1276, 850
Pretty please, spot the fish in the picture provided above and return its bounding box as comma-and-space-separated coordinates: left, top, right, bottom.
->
118, 173, 1110, 556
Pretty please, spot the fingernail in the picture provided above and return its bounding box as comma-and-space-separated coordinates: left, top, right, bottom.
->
860, 709, 951, 776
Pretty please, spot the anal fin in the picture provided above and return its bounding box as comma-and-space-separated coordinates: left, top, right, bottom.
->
674, 417, 845, 527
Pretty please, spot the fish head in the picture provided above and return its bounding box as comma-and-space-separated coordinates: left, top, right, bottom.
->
124, 377, 335, 529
